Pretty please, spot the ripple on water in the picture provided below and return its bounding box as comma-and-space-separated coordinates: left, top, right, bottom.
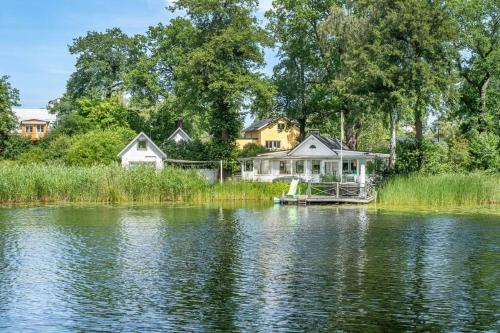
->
0, 206, 498, 332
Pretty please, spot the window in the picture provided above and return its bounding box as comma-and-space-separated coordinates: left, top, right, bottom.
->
350, 160, 358, 174
294, 160, 304, 174
244, 160, 253, 172
277, 123, 285, 131
342, 159, 358, 174
257, 160, 270, 174
311, 160, 321, 174
129, 161, 156, 168
36, 124, 44, 133
265, 141, 281, 149
279, 160, 291, 174
137, 139, 147, 150
25, 125, 33, 133
309, 145, 316, 149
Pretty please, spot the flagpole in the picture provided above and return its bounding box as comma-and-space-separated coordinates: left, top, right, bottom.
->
340, 110, 343, 183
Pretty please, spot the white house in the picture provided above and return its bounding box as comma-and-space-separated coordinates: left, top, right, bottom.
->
238, 130, 389, 185
118, 132, 167, 169
168, 127, 192, 143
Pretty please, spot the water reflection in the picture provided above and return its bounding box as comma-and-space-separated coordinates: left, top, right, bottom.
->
0, 206, 498, 332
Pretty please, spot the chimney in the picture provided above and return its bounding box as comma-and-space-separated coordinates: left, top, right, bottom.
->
307, 129, 320, 136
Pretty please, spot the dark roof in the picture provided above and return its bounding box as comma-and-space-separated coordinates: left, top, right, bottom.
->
311, 133, 350, 150
244, 118, 275, 132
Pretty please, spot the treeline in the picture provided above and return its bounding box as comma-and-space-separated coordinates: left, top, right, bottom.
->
0, 0, 499, 172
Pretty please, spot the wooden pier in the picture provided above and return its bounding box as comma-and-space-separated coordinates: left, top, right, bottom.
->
280, 182, 375, 205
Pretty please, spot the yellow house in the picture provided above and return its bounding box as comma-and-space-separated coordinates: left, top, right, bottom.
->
236, 118, 300, 150
13, 108, 57, 141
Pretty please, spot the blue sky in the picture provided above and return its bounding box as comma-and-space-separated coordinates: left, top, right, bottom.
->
0, 0, 275, 108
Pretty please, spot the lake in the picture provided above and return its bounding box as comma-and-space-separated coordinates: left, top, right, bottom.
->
0, 205, 498, 332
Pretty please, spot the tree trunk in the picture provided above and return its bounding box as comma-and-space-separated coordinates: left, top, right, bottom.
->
346, 120, 361, 150
389, 109, 398, 169
415, 108, 423, 143
479, 72, 491, 131
298, 118, 307, 140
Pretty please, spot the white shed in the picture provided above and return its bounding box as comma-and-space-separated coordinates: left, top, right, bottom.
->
167, 127, 192, 143
118, 132, 167, 169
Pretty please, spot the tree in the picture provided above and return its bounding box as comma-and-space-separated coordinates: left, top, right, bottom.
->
169, 0, 273, 161
451, 0, 500, 133
330, 0, 456, 168
0, 76, 20, 151
67, 28, 134, 100
267, 0, 338, 140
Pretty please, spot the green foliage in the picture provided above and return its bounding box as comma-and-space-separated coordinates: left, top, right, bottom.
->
238, 143, 268, 158
18, 146, 46, 164
266, 0, 336, 139
468, 131, 500, 171
67, 28, 133, 100
395, 139, 452, 175
66, 127, 135, 166
169, 0, 273, 161
0, 76, 19, 146
1, 135, 31, 160
160, 139, 211, 161
377, 173, 499, 208
76, 97, 130, 129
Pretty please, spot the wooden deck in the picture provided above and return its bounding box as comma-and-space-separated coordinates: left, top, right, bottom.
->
280, 182, 375, 205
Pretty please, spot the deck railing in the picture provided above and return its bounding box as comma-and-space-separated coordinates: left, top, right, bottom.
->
306, 181, 374, 199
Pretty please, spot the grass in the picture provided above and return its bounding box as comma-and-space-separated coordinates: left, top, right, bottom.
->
0, 163, 288, 204
0, 164, 497, 209
376, 173, 499, 208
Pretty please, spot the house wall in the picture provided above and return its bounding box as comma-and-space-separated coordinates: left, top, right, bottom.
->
290, 136, 333, 156
236, 138, 257, 149
120, 140, 164, 169
20, 122, 49, 140
240, 120, 299, 150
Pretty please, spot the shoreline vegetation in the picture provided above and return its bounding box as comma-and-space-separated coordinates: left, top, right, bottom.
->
0, 164, 497, 210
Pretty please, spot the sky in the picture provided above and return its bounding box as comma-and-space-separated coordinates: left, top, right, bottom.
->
0, 0, 275, 108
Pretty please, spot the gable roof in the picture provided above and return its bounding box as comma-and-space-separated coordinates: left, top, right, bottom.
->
287, 133, 339, 157
311, 133, 350, 151
243, 117, 276, 132
13, 108, 57, 123
167, 127, 192, 142
117, 132, 167, 158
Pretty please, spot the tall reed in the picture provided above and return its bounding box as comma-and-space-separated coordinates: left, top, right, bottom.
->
376, 173, 499, 208
0, 163, 287, 204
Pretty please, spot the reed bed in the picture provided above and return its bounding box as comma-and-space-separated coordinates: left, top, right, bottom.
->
376, 173, 499, 208
0, 164, 287, 204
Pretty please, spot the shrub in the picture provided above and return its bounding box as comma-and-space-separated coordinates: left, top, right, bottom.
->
469, 131, 499, 171
18, 146, 46, 164
238, 143, 268, 158
66, 127, 135, 166
1, 135, 32, 160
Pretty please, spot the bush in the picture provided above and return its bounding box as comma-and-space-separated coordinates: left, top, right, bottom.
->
66, 127, 135, 166
238, 143, 268, 158
469, 131, 499, 171
161, 139, 211, 161
1, 135, 32, 160
18, 146, 46, 164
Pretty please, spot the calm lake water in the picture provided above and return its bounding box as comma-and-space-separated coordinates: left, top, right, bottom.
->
0, 205, 498, 332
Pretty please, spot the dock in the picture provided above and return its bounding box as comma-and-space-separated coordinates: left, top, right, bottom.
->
280, 182, 375, 205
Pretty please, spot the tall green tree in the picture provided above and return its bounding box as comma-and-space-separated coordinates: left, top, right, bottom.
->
451, 0, 500, 133
169, 0, 273, 161
0, 76, 20, 150
266, 0, 338, 140
330, 0, 456, 168
66, 28, 135, 100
